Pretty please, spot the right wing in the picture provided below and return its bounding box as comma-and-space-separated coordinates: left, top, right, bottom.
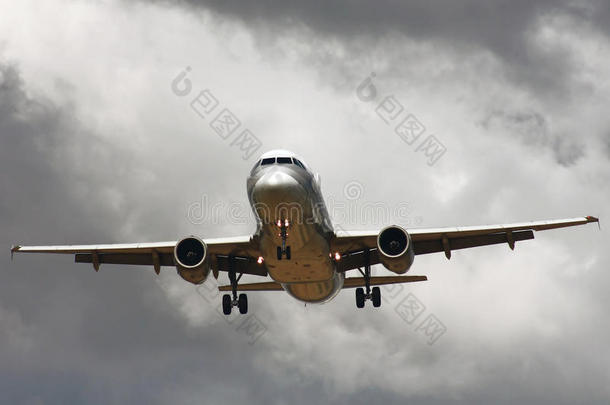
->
331, 216, 599, 272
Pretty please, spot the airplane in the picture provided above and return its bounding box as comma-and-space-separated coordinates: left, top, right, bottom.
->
11, 149, 599, 315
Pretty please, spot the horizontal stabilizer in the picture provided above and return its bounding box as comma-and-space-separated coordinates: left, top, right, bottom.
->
342, 275, 427, 288
218, 281, 284, 292
218, 275, 428, 292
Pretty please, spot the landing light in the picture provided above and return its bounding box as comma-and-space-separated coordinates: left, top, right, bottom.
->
334, 252, 341, 261
257, 256, 264, 264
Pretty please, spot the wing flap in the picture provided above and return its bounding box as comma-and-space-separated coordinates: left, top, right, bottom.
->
75, 253, 174, 266
74, 252, 268, 277
334, 231, 533, 272
413, 230, 534, 255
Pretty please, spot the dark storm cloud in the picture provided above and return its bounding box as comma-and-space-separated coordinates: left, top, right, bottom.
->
145, 0, 607, 95
141, 0, 610, 169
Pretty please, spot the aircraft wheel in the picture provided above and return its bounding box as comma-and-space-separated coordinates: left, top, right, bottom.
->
238, 294, 248, 314
355, 287, 365, 308
286, 246, 291, 260
222, 294, 232, 315
277, 246, 282, 260
372, 286, 381, 308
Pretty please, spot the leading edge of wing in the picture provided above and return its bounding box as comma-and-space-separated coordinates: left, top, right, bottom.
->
10, 235, 254, 255
334, 216, 599, 242
407, 216, 599, 241
11, 241, 178, 254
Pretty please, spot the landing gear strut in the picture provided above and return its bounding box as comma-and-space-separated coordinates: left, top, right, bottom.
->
276, 219, 291, 260
222, 255, 248, 315
355, 248, 381, 308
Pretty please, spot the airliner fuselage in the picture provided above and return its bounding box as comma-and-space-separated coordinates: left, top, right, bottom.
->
247, 150, 344, 303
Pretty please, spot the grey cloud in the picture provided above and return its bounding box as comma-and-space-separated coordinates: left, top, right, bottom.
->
0, 59, 476, 405
2, 0, 610, 402
144, 0, 607, 95
141, 0, 610, 166
0, 62, 286, 404
478, 109, 585, 165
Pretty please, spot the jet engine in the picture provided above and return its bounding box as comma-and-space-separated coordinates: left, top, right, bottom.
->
377, 225, 415, 274
174, 236, 210, 284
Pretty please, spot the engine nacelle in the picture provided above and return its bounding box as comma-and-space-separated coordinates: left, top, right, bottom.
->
174, 236, 210, 285
377, 225, 415, 274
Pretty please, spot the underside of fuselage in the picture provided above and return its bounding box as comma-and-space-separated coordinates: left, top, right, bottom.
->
248, 156, 343, 303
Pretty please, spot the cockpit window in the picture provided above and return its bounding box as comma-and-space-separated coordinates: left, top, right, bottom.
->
258, 156, 304, 168
261, 157, 275, 165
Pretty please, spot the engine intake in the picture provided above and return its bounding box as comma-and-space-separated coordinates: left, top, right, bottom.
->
174, 236, 210, 284
377, 225, 414, 274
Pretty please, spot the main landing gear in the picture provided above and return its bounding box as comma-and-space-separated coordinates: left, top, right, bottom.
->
355, 248, 381, 309
276, 219, 291, 260
222, 255, 248, 315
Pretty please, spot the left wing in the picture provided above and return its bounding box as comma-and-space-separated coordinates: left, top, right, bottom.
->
11, 236, 267, 277
331, 216, 599, 272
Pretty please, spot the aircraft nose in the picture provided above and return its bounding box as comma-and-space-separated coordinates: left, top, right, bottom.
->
251, 169, 306, 209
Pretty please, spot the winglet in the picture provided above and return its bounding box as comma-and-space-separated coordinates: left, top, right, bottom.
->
10, 245, 20, 261
586, 216, 600, 230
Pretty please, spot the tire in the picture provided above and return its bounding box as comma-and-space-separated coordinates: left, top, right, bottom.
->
355, 287, 365, 308
286, 246, 291, 260
238, 294, 248, 314
372, 287, 381, 308
222, 294, 232, 315
277, 246, 282, 260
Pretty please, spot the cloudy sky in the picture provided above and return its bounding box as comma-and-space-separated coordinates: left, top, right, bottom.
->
1, 0, 609, 403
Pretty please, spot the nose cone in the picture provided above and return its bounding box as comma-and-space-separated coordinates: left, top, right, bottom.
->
251, 169, 303, 205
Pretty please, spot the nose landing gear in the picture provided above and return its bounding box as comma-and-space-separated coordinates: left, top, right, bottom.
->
276, 219, 291, 260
